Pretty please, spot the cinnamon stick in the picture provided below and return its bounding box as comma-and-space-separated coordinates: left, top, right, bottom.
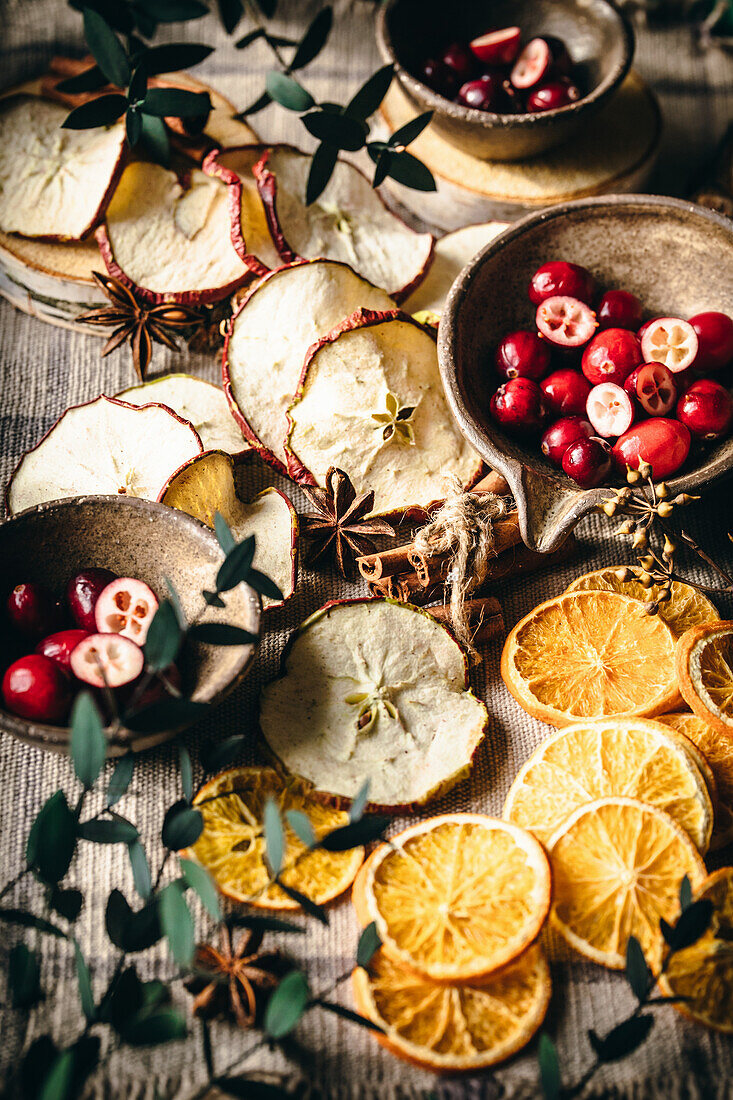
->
470, 470, 510, 496
427, 597, 505, 643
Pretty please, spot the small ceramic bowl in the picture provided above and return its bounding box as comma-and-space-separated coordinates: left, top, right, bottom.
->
0, 496, 260, 754
376, 0, 635, 161
438, 195, 733, 552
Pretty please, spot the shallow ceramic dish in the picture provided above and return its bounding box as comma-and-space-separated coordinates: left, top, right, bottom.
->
0, 496, 260, 754
438, 194, 733, 552
376, 0, 634, 161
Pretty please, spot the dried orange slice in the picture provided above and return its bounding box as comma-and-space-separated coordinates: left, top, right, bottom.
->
501, 591, 680, 727
657, 712, 733, 849
356, 814, 551, 983
548, 796, 705, 971
187, 766, 363, 909
676, 621, 733, 737
566, 566, 719, 638
352, 944, 551, 1073
661, 868, 733, 1032
503, 718, 713, 852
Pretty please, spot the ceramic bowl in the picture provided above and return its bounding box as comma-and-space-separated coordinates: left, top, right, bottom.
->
438, 195, 733, 552
0, 496, 260, 754
376, 0, 634, 161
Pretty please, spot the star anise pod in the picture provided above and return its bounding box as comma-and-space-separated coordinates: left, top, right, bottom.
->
77, 272, 204, 381
300, 466, 396, 580
183, 926, 287, 1029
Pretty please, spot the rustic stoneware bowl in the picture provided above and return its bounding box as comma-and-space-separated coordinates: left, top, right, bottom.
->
0, 496, 261, 754
376, 0, 634, 161
439, 195, 733, 552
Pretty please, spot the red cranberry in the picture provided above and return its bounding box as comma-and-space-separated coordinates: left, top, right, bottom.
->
441, 41, 475, 81
625, 363, 677, 416
511, 37, 552, 88
581, 328, 642, 386
689, 312, 733, 373
527, 80, 580, 111
489, 377, 546, 433
36, 629, 89, 673
676, 379, 733, 440
6, 582, 62, 641
66, 568, 117, 632
528, 261, 595, 306
458, 73, 506, 111
612, 419, 691, 480
541, 416, 593, 465
597, 290, 643, 331
470, 26, 521, 65
495, 330, 551, 381
562, 437, 612, 488
420, 58, 459, 99
536, 295, 597, 348
541, 368, 591, 417
2, 654, 72, 724
542, 36, 573, 76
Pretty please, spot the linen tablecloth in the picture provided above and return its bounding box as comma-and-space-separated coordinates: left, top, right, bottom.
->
1, 2, 733, 1096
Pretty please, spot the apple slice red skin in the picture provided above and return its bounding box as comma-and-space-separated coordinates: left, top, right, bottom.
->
251, 145, 435, 304
284, 306, 484, 523
258, 595, 489, 815
202, 145, 272, 280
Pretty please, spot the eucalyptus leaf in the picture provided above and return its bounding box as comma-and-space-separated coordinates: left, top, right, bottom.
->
200, 734, 246, 774
70, 692, 107, 790
216, 534, 255, 592
235, 27, 264, 50
227, 913, 305, 934
349, 779, 370, 823
264, 796, 284, 875
131, 4, 157, 38
62, 94, 127, 129
144, 600, 182, 671
538, 1033, 561, 1100
285, 809, 316, 848
21, 1037, 58, 1100
83, 8, 131, 86
180, 858, 221, 919
264, 969, 310, 1038
55, 65, 107, 94
303, 110, 366, 152
105, 888, 134, 949
384, 150, 436, 192
246, 568, 284, 602
371, 148, 393, 189
79, 817, 139, 845
142, 42, 213, 75
126, 109, 142, 146
664, 898, 714, 951
162, 800, 204, 850
178, 744, 193, 802
276, 882, 329, 924
625, 935, 650, 1001
189, 623, 259, 646
107, 754, 134, 807
99, 965, 144, 1031
164, 576, 187, 628
143, 0, 208, 21
128, 839, 152, 900
159, 880, 195, 967
0, 906, 67, 938
49, 887, 83, 923
356, 921, 381, 968
318, 816, 389, 851
346, 64, 393, 120
128, 63, 148, 105
38, 1048, 75, 1100
74, 940, 96, 1022
26, 790, 77, 885
124, 1007, 187, 1045
291, 7, 333, 71
680, 874, 693, 911
265, 72, 314, 113
389, 110, 433, 148
142, 87, 211, 118
123, 697, 209, 734
314, 998, 383, 1032
140, 113, 170, 166
9, 944, 42, 1008
237, 90, 273, 118
217, 0, 243, 34
203, 589, 226, 608
213, 1081, 290, 1100
588, 1014, 654, 1062
306, 141, 338, 205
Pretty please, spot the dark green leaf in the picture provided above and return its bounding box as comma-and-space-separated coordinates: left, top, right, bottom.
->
255, 0, 277, 16
79, 817, 138, 844
143, 0, 208, 21
285, 809, 316, 848
62, 94, 127, 129
140, 113, 170, 166
314, 998, 383, 1032
38, 1048, 75, 1100
55, 65, 107, 94
0, 906, 66, 938
227, 913, 305, 934
346, 64, 393, 120
665, 898, 714, 951
389, 110, 433, 148
371, 148, 392, 189
265, 72, 314, 112
237, 90, 272, 118
538, 1033, 561, 1100
9, 944, 42, 1008
264, 969, 310, 1038
356, 921, 381, 968
132, 5, 157, 37
217, 0, 243, 34
107, 754, 134, 807
159, 880, 195, 967
142, 42, 214, 75
140, 978, 170, 1011
70, 692, 107, 790
128, 63, 148, 105
180, 857, 221, 919
126, 108, 142, 146
214, 512, 236, 554
235, 27, 265, 49
124, 1007, 187, 1045
263, 796, 284, 875
105, 889, 134, 948
216, 534, 255, 591
99, 965, 144, 1031
83, 8, 131, 86
680, 874, 693, 911
213, 1081, 289, 1100
318, 816, 389, 851
21, 1037, 58, 1100
349, 780, 370, 823
144, 600, 182, 671
72, 0, 133, 31
203, 589, 226, 608
73, 940, 96, 1021
276, 882, 329, 924
128, 839, 152, 900
69, 1035, 100, 1096
162, 800, 204, 850
247, 568, 284, 602
178, 743, 193, 802
113, 895, 163, 952
142, 87, 211, 118
588, 1014, 654, 1063
189, 622, 258, 646
123, 697, 210, 733
625, 935, 651, 1001
200, 734, 246, 773
306, 141, 338, 205
49, 887, 83, 923
26, 790, 77, 885
164, 576, 187, 628
384, 150, 436, 192
291, 7, 333, 71
303, 110, 366, 152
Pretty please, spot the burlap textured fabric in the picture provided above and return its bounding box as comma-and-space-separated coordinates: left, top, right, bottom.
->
1, 2, 732, 1096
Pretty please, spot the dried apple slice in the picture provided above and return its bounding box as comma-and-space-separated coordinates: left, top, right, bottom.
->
223, 259, 395, 475
204, 146, 283, 275
6, 395, 203, 515
403, 222, 509, 316
117, 373, 248, 458
253, 145, 434, 301
286, 309, 483, 516
97, 162, 251, 304
0, 95, 125, 240
159, 450, 297, 609
260, 598, 488, 811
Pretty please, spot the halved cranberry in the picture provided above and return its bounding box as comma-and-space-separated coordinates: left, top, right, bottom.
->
419, 58, 459, 99
510, 37, 551, 89
36, 629, 89, 672
541, 368, 591, 417
495, 330, 551, 381
2, 654, 72, 724
94, 578, 159, 645
528, 261, 595, 306
640, 317, 698, 374
441, 41, 475, 81
527, 80, 580, 112
626, 363, 677, 416
536, 295, 597, 349
689, 312, 733, 373
586, 382, 634, 438
581, 328, 642, 386
70, 633, 145, 689
597, 290, 643, 331
562, 437, 612, 488
6, 582, 62, 641
457, 73, 506, 111
470, 26, 521, 65
489, 377, 546, 433
67, 568, 118, 632
676, 379, 733, 440
541, 416, 593, 465
612, 419, 691, 480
